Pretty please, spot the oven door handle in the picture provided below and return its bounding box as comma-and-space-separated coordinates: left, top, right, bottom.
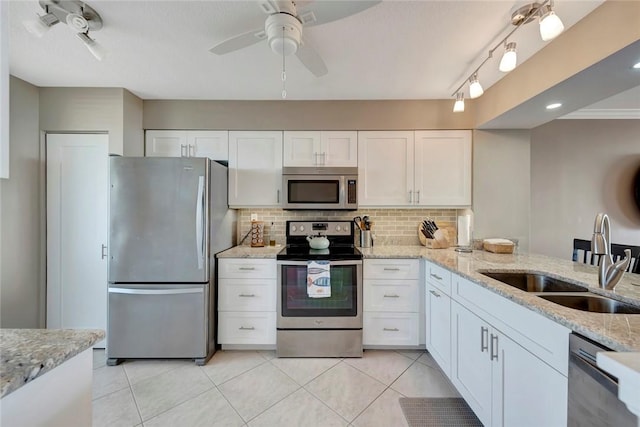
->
277, 260, 363, 266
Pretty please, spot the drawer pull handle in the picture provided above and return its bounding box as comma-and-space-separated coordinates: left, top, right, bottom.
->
430, 273, 442, 280
238, 267, 256, 271
429, 290, 441, 298
239, 326, 255, 330
239, 294, 256, 297
383, 294, 400, 298
383, 328, 399, 332
383, 268, 400, 271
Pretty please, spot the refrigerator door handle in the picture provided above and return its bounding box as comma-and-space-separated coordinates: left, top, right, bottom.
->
196, 176, 205, 270
108, 287, 204, 295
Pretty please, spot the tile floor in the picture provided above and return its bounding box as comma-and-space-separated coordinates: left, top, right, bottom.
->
92, 349, 460, 427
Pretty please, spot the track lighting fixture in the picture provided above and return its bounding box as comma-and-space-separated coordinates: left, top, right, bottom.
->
22, 0, 106, 61
453, 93, 465, 112
450, 0, 564, 112
499, 42, 517, 73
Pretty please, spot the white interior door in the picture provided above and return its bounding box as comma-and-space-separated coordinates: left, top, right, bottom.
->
47, 133, 108, 346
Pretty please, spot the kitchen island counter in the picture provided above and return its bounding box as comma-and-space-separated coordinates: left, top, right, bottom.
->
0, 328, 104, 398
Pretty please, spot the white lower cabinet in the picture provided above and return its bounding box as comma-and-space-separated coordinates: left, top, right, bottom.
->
217, 258, 276, 348
425, 281, 451, 376
451, 301, 567, 427
363, 259, 421, 347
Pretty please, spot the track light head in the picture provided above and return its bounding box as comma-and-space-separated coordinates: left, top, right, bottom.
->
23, 13, 59, 37
469, 75, 484, 99
77, 32, 106, 61
539, 8, 564, 41
453, 93, 465, 113
499, 42, 517, 72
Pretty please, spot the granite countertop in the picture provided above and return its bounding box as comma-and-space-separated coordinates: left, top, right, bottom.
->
0, 329, 105, 398
217, 245, 283, 258
217, 243, 640, 351
361, 245, 640, 352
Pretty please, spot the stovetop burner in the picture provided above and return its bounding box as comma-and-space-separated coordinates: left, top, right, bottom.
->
276, 220, 363, 261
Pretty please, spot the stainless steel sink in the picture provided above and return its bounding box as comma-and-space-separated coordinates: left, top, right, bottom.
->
538, 294, 640, 314
481, 272, 588, 293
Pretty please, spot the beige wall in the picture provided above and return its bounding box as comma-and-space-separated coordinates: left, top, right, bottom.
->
530, 119, 640, 260
472, 130, 531, 251
1, 77, 42, 328
143, 100, 475, 131
39, 87, 143, 155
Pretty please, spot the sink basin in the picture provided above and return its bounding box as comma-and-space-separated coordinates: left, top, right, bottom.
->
481, 272, 588, 293
538, 294, 640, 314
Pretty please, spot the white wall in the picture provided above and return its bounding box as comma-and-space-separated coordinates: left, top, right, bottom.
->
472, 130, 531, 252
0, 77, 41, 328
530, 119, 640, 260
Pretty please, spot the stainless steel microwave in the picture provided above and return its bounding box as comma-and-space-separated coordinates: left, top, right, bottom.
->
282, 167, 358, 210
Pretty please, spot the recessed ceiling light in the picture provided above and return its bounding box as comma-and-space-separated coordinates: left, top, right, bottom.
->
633, 62, 640, 69
546, 103, 562, 110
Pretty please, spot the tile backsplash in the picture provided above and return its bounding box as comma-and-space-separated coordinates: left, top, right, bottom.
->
237, 208, 460, 247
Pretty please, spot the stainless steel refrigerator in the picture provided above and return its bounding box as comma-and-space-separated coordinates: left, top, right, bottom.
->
106, 157, 235, 366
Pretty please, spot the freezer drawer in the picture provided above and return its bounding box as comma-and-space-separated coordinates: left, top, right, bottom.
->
107, 284, 208, 361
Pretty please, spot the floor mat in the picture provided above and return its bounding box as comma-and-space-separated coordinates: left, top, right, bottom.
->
398, 397, 483, 427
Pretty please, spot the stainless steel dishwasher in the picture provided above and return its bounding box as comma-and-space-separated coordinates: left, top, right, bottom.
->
568, 333, 637, 427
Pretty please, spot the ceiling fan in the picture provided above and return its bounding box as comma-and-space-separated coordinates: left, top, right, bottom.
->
209, 0, 380, 77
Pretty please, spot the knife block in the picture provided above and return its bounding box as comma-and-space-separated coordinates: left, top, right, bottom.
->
250, 221, 265, 247
418, 226, 450, 249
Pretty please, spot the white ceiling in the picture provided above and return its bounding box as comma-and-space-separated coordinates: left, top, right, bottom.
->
8, 0, 612, 103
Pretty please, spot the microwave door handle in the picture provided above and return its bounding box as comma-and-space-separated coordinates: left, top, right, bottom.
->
339, 176, 345, 206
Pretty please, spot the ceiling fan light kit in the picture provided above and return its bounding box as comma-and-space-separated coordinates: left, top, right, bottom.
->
265, 13, 302, 56
23, 0, 106, 61
451, 0, 564, 112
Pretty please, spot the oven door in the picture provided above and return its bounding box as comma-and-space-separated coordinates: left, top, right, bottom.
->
277, 260, 362, 329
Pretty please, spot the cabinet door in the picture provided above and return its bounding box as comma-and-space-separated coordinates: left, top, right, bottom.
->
283, 131, 321, 166
414, 130, 471, 206
497, 334, 568, 427
321, 131, 358, 167
451, 302, 492, 427
189, 131, 228, 160
425, 282, 451, 377
358, 131, 414, 206
145, 130, 187, 157
228, 131, 283, 207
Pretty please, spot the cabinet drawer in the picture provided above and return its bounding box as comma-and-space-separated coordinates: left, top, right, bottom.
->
218, 279, 276, 311
364, 259, 420, 280
425, 261, 451, 294
218, 259, 276, 279
364, 280, 419, 312
363, 312, 419, 346
218, 312, 276, 345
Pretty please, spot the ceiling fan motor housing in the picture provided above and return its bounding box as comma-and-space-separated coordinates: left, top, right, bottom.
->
265, 13, 302, 56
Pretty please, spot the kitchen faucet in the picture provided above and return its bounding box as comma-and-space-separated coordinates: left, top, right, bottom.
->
591, 213, 631, 290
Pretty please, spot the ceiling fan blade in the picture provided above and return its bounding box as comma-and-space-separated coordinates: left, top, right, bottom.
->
296, 38, 328, 77
297, 1, 381, 27
209, 29, 265, 55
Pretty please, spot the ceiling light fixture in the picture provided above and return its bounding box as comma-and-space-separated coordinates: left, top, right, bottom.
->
633, 62, 640, 69
453, 93, 465, 112
499, 42, 518, 73
22, 0, 106, 61
450, 0, 564, 112
546, 102, 562, 110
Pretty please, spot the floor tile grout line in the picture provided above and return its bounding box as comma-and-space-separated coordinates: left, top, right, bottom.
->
242, 384, 304, 424
301, 382, 354, 426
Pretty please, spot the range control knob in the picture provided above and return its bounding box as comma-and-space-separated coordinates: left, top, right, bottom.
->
291, 225, 297, 232
299, 225, 305, 232
336, 225, 342, 232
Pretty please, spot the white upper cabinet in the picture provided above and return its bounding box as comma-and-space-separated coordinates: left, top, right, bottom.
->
358, 131, 414, 206
358, 130, 471, 207
228, 131, 283, 207
283, 131, 357, 167
414, 130, 471, 206
145, 130, 228, 160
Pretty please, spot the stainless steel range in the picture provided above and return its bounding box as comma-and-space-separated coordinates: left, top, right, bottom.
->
276, 220, 363, 357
